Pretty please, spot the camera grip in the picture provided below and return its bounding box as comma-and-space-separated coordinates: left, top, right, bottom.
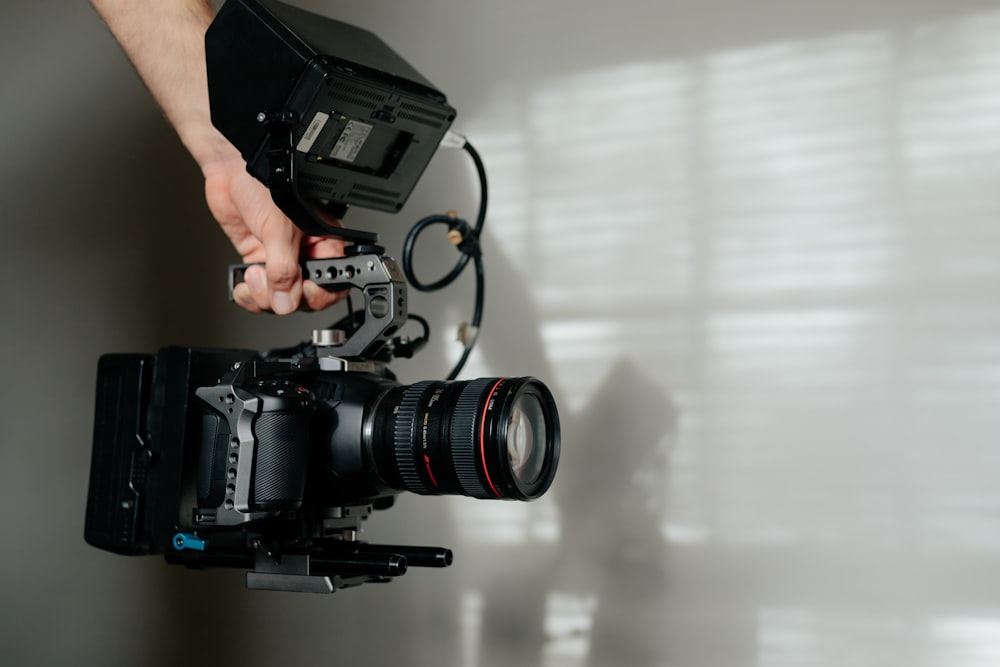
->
196, 375, 316, 518
250, 409, 311, 511
198, 408, 312, 512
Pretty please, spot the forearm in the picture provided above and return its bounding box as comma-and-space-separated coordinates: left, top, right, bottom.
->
90, 0, 238, 171
90, 0, 345, 315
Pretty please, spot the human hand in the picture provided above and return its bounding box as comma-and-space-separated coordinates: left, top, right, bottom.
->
88, 2, 347, 314
202, 152, 347, 314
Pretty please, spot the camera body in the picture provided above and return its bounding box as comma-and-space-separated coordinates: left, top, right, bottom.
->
85, 346, 424, 593
85, 253, 560, 592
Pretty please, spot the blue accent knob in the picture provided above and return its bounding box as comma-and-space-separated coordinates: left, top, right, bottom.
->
173, 533, 207, 551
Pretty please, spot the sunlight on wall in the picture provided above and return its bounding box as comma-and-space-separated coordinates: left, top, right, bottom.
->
456, 7, 1000, 667
466, 9, 1000, 548
757, 607, 907, 667
450, 495, 560, 545
929, 618, 1000, 667
542, 592, 599, 667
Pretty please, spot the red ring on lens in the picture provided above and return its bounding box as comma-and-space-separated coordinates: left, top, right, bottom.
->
479, 378, 505, 498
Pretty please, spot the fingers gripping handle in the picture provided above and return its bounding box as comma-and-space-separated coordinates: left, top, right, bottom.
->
228, 251, 408, 359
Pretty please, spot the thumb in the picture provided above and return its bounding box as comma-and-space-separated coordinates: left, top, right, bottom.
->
260, 219, 304, 315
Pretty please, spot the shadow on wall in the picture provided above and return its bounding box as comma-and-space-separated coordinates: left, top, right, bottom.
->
344, 140, 682, 667
470, 236, 679, 667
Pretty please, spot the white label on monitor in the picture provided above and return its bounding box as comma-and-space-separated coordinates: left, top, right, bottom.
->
296, 112, 329, 153
330, 120, 373, 163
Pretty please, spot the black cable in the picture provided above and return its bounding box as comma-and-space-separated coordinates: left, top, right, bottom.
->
408, 313, 431, 341
401, 141, 488, 380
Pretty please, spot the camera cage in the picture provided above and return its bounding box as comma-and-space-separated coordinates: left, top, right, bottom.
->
185, 230, 445, 594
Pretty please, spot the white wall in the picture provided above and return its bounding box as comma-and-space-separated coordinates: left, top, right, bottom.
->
4, 0, 1000, 665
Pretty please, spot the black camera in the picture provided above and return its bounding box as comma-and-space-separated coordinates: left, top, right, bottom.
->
83, 0, 560, 593
85, 312, 558, 592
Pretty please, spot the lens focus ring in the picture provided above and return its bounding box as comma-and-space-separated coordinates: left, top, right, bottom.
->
393, 381, 434, 494
451, 378, 496, 499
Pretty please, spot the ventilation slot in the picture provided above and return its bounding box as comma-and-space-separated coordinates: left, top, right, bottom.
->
399, 101, 450, 121
398, 112, 442, 128
328, 92, 378, 111
301, 173, 338, 188
300, 172, 338, 197
329, 81, 386, 102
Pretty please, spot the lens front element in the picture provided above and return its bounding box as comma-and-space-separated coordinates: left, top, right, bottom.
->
507, 393, 547, 487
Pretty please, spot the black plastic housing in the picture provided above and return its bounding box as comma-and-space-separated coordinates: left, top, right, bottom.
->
206, 0, 456, 214
84, 348, 256, 555
84, 354, 151, 554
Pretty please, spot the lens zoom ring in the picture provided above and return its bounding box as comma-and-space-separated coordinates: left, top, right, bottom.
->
451, 378, 498, 499
394, 381, 434, 494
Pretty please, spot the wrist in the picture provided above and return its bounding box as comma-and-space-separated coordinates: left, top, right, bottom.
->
186, 125, 244, 176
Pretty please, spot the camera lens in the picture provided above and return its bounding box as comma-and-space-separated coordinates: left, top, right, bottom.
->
369, 377, 559, 501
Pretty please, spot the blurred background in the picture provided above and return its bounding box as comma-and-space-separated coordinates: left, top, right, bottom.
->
3, 0, 1000, 664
